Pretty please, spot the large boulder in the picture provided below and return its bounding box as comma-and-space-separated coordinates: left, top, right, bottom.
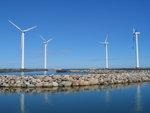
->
25, 82, 35, 87
72, 80, 79, 86
35, 82, 43, 87
89, 78, 99, 85
52, 82, 58, 87
79, 80, 89, 86
59, 81, 72, 87
43, 82, 53, 87
43, 76, 53, 82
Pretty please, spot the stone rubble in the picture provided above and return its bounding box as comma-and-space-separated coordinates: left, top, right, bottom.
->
0, 70, 150, 88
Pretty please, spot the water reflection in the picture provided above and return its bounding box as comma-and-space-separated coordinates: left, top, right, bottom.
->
105, 90, 110, 103
44, 71, 47, 76
43, 70, 48, 104
135, 84, 142, 113
20, 94, 25, 113
0, 83, 139, 94
21, 72, 24, 76
20, 72, 25, 113
44, 94, 48, 104
0, 83, 149, 113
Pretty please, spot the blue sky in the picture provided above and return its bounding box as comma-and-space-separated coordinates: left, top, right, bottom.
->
0, 0, 150, 69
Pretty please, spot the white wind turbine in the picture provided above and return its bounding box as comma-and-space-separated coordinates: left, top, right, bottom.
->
133, 28, 140, 68
40, 36, 53, 69
100, 34, 109, 69
8, 20, 37, 69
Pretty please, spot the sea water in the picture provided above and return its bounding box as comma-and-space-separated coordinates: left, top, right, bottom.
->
0, 83, 150, 113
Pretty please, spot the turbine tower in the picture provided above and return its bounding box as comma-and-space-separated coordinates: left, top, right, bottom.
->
100, 34, 109, 69
8, 20, 37, 69
40, 36, 53, 69
133, 28, 140, 68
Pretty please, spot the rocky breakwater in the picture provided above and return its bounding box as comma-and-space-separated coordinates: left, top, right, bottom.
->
0, 70, 150, 88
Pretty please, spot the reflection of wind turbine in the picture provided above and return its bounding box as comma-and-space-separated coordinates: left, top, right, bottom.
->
105, 90, 110, 103
133, 28, 140, 68
135, 85, 142, 112
43, 93, 53, 106
20, 94, 25, 113
44, 71, 47, 76
21, 72, 24, 76
40, 35, 53, 69
100, 34, 109, 69
44, 94, 48, 104
8, 20, 37, 69
20, 72, 25, 113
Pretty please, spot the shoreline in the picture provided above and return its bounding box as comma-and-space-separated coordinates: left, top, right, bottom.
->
0, 83, 144, 94
0, 70, 150, 88
0, 68, 150, 73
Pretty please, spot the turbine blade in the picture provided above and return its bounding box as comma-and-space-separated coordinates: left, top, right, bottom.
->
133, 27, 136, 34
99, 42, 106, 44
23, 26, 37, 32
105, 34, 108, 42
40, 35, 46, 41
8, 20, 22, 31
47, 38, 53, 43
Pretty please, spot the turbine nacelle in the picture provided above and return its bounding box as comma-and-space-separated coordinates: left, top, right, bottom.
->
40, 35, 53, 45
133, 28, 140, 37
43, 42, 47, 44
135, 32, 140, 35
100, 34, 109, 45
100, 42, 109, 45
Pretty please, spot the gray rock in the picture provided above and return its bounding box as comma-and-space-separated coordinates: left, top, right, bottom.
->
89, 78, 99, 85
79, 80, 89, 86
26, 82, 35, 87
52, 82, 58, 87
35, 82, 43, 87
43, 82, 53, 87
59, 81, 72, 87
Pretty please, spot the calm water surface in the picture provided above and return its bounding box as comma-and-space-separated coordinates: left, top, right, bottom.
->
0, 71, 86, 76
0, 83, 150, 113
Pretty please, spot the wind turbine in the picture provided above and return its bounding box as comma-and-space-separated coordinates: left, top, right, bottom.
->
40, 35, 53, 69
133, 28, 140, 68
8, 20, 37, 69
100, 34, 109, 69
